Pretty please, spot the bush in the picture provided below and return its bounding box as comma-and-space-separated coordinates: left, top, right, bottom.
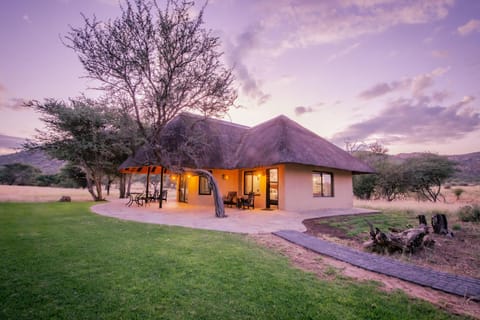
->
453, 188, 464, 200
457, 205, 480, 222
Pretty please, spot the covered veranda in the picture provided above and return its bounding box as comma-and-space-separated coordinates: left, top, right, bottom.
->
91, 198, 376, 234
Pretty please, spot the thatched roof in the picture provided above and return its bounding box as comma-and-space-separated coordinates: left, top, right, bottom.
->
119, 113, 374, 174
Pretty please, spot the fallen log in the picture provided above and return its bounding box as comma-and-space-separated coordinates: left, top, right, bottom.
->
363, 220, 433, 254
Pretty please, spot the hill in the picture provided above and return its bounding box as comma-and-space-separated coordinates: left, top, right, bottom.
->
394, 152, 480, 184
0, 150, 65, 174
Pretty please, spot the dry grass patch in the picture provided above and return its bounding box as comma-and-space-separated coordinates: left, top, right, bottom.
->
0, 185, 119, 202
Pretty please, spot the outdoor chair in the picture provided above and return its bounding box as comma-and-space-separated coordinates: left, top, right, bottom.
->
223, 191, 237, 208
242, 192, 255, 210
161, 190, 168, 202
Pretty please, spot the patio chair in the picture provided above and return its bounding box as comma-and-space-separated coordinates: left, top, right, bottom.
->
242, 192, 255, 210
161, 190, 168, 202
223, 191, 237, 208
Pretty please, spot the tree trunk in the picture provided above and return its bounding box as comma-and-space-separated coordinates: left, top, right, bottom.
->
95, 176, 104, 201
431, 214, 451, 236
159, 167, 164, 209
418, 214, 427, 226
119, 174, 126, 198
193, 169, 225, 218
126, 174, 132, 195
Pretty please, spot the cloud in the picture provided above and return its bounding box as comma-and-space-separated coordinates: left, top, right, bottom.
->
431, 50, 448, 58
358, 67, 450, 100
252, 0, 453, 54
0, 85, 25, 111
294, 102, 325, 116
326, 42, 360, 63
22, 14, 32, 24
332, 95, 480, 145
358, 81, 407, 100
457, 19, 480, 36
0, 98, 27, 111
0, 134, 25, 154
225, 24, 271, 105
294, 106, 315, 116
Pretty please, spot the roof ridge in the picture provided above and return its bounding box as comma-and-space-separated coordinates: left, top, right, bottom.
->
178, 112, 250, 130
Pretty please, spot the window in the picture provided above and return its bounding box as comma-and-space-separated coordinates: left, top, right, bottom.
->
244, 171, 261, 195
198, 175, 211, 195
312, 172, 333, 197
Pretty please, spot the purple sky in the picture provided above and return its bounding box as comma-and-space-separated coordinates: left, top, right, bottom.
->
1, 0, 479, 155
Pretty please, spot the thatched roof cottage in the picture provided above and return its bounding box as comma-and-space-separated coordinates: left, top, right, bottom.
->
119, 113, 373, 211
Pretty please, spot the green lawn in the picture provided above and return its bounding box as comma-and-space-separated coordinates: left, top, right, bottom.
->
317, 210, 422, 239
0, 202, 465, 319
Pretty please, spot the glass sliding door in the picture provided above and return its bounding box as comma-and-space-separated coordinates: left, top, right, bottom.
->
178, 174, 189, 203
266, 168, 278, 208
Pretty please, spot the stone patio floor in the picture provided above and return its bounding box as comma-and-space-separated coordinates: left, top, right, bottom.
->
91, 198, 376, 234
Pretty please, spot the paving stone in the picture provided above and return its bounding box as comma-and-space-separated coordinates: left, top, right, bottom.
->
274, 230, 480, 300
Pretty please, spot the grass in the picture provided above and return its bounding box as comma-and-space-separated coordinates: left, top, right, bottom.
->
319, 210, 420, 239
0, 202, 466, 319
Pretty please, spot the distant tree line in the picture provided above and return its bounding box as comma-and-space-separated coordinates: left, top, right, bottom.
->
352, 143, 457, 202
0, 163, 87, 188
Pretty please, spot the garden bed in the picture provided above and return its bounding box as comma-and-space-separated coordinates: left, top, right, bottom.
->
303, 210, 480, 279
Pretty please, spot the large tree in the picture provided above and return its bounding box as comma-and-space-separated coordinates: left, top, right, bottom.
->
402, 153, 456, 202
26, 98, 132, 201
65, 0, 236, 216
65, 0, 236, 141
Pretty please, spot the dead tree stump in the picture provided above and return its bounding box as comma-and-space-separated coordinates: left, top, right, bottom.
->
363, 220, 433, 254
431, 214, 453, 237
417, 214, 427, 226
58, 196, 71, 202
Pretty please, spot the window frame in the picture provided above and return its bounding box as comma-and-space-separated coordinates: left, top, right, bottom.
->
198, 174, 212, 195
312, 171, 334, 197
244, 171, 261, 196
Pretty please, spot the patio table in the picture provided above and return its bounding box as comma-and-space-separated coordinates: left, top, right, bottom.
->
126, 192, 144, 207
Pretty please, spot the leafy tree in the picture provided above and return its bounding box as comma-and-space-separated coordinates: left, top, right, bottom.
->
36, 174, 60, 186
353, 174, 377, 200
352, 142, 395, 200
375, 161, 408, 201
26, 98, 131, 201
402, 153, 457, 202
57, 163, 88, 188
66, 0, 236, 213
453, 188, 464, 200
0, 163, 41, 185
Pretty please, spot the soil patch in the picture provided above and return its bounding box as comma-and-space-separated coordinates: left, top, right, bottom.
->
249, 233, 480, 319
303, 215, 480, 279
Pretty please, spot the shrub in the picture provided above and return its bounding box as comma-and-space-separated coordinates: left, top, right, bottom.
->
457, 205, 480, 222
453, 188, 464, 200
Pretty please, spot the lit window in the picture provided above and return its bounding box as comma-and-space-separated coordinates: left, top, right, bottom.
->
199, 175, 211, 195
312, 172, 333, 197
244, 171, 261, 195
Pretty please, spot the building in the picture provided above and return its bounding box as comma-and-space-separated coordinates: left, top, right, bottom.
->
119, 113, 374, 211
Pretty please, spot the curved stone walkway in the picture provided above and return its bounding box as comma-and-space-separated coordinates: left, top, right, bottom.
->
91, 199, 376, 233
274, 230, 480, 300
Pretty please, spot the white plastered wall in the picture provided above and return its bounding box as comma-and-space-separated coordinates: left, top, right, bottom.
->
283, 163, 353, 211
185, 169, 240, 206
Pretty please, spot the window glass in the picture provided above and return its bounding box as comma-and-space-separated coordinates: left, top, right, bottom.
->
322, 173, 332, 197
312, 171, 333, 197
199, 175, 211, 195
244, 171, 261, 195
312, 172, 322, 196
